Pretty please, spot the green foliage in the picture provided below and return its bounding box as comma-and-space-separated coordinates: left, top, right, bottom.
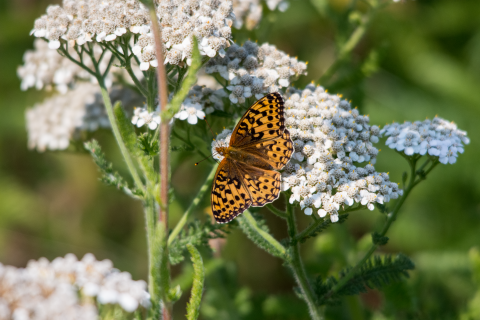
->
315, 254, 415, 305
200, 262, 253, 320
372, 232, 389, 246
169, 220, 230, 265
186, 244, 205, 320
113, 102, 157, 185
84, 140, 141, 197
137, 132, 159, 157
294, 214, 349, 244
237, 211, 288, 260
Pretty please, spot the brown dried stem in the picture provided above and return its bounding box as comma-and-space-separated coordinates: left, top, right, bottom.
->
149, 8, 169, 230
149, 6, 171, 320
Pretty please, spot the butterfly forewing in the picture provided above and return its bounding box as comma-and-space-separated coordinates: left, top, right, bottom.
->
211, 159, 253, 223
230, 92, 286, 147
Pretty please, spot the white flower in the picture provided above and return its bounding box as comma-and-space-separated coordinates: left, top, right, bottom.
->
0, 253, 150, 317
132, 107, 161, 129
174, 100, 205, 125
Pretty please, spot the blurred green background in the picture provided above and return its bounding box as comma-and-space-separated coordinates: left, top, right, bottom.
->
1, 0, 479, 319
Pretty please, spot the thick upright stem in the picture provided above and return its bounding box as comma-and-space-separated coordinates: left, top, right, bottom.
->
286, 202, 323, 320
149, 7, 171, 320
149, 10, 169, 226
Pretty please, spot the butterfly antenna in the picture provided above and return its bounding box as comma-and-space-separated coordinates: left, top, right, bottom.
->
195, 152, 216, 166
204, 117, 216, 138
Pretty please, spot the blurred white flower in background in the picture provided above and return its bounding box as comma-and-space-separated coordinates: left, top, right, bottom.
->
0, 253, 150, 319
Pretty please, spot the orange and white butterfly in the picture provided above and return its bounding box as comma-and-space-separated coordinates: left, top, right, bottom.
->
211, 92, 293, 223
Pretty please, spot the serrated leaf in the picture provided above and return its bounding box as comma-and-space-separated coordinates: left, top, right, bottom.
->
84, 140, 141, 198
315, 253, 415, 305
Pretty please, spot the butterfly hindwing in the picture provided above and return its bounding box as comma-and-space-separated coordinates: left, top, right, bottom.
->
234, 161, 281, 206
211, 159, 253, 223
230, 92, 286, 147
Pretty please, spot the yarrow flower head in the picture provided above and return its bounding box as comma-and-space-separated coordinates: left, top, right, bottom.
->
17, 39, 114, 94
132, 0, 234, 69
31, 0, 151, 49
30, 0, 234, 69
205, 40, 307, 105
26, 83, 142, 152
380, 117, 470, 164
0, 253, 150, 319
281, 84, 399, 221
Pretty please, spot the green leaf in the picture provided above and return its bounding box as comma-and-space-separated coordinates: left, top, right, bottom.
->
169, 220, 231, 265
168, 285, 182, 303
138, 132, 159, 157
164, 36, 202, 120
372, 232, 389, 246
237, 211, 287, 260
186, 244, 205, 320
113, 101, 137, 154
84, 140, 141, 198
315, 253, 415, 305
113, 102, 157, 186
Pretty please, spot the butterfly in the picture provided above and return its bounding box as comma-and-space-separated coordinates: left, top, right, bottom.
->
211, 92, 293, 223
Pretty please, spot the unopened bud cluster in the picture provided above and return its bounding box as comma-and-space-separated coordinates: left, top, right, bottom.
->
381, 117, 469, 164
205, 41, 307, 105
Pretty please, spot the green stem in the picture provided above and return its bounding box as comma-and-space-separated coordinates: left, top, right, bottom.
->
266, 203, 287, 219
325, 157, 439, 298
319, 3, 378, 84
294, 205, 365, 242
285, 202, 323, 320
241, 210, 287, 258
167, 164, 217, 246
98, 82, 145, 192
121, 38, 149, 98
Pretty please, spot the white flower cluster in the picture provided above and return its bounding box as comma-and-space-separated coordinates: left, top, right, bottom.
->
205, 41, 307, 104
26, 83, 142, 152
17, 39, 113, 94
280, 85, 401, 221
381, 117, 469, 165
231, 0, 289, 30
175, 85, 227, 124
0, 254, 150, 319
31, 0, 150, 49
132, 0, 234, 69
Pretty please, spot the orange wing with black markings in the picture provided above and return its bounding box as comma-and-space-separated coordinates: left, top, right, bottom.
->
211, 92, 293, 223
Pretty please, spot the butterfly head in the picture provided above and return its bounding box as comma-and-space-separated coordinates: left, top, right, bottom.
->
215, 146, 228, 157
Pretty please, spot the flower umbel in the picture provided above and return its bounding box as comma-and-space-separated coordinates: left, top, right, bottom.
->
381, 117, 470, 164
